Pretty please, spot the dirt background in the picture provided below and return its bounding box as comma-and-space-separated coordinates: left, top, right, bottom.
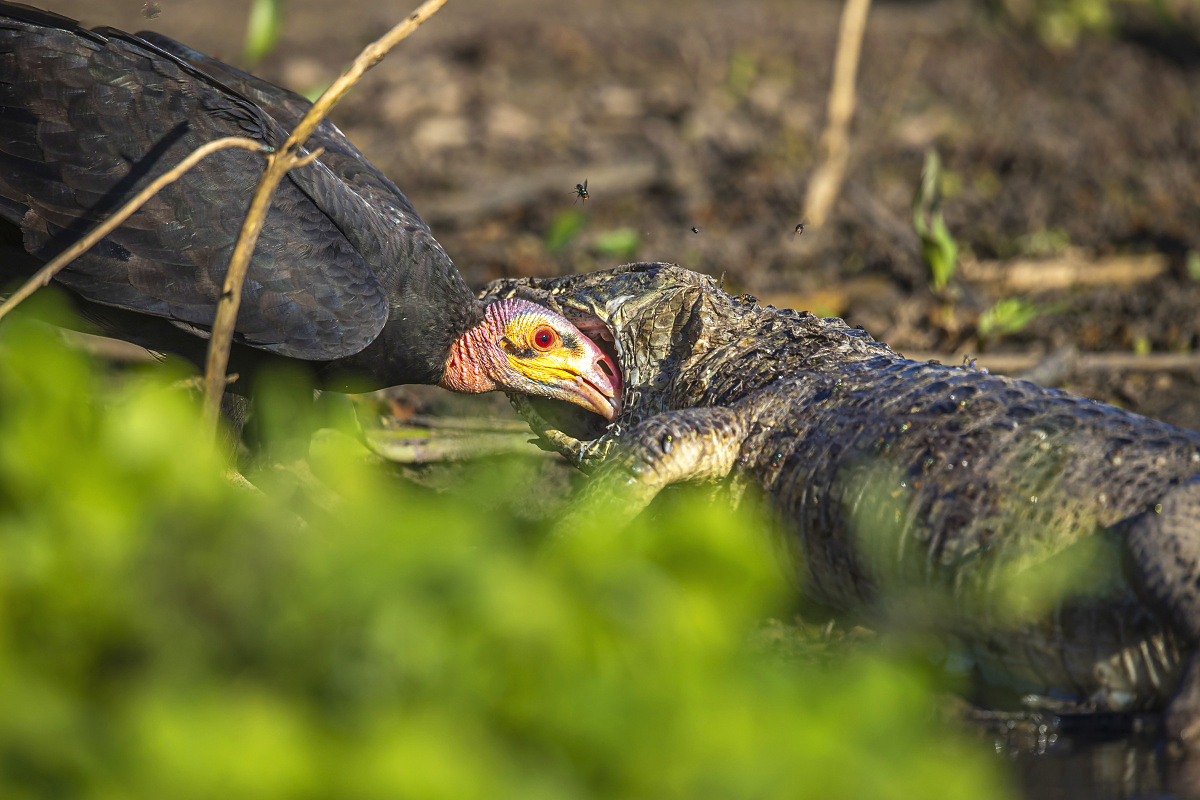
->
35, 0, 1200, 431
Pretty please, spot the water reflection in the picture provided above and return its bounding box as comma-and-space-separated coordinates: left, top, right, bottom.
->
974, 711, 1200, 799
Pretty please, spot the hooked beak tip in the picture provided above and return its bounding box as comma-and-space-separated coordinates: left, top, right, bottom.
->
574, 373, 620, 422
562, 353, 621, 422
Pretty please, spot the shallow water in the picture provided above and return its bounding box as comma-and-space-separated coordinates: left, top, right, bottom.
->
979, 713, 1200, 799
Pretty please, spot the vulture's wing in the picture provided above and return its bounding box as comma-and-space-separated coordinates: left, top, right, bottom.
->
134, 32, 427, 235
0, 3, 397, 361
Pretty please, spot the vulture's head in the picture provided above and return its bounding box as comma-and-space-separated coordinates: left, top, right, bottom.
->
440, 298, 621, 421
478, 263, 728, 470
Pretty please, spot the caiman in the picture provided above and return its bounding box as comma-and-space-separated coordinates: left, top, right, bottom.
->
481, 262, 1200, 745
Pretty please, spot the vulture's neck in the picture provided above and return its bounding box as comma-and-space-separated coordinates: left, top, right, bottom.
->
379, 233, 486, 386
439, 301, 510, 393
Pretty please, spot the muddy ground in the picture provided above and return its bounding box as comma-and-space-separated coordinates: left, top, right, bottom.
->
41, 0, 1200, 430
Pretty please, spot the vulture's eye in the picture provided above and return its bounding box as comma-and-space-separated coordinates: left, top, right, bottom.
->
531, 325, 558, 351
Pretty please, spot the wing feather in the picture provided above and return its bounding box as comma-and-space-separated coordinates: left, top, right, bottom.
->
0, 8, 392, 360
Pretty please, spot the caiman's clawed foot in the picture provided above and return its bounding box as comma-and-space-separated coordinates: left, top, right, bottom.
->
557, 406, 748, 535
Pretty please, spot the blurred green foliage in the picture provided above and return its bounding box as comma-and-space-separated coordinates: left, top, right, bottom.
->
1016, 227, 1071, 257
544, 209, 588, 255
591, 228, 642, 260
1186, 251, 1200, 283
843, 456, 1129, 695
243, 0, 284, 66
995, 0, 1197, 48
1030, 0, 1115, 47
301, 82, 333, 103
0, 300, 1012, 799
913, 150, 959, 293
725, 49, 759, 99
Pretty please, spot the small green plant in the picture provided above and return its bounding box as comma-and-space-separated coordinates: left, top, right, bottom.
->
592, 227, 642, 260
544, 209, 588, 254
995, 0, 1190, 49
1017, 227, 1071, 257
977, 296, 1046, 342
1186, 250, 1200, 283
1034, 0, 1114, 47
913, 150, 960, 292
726, 49, 759, 99
242, 0, 285, 66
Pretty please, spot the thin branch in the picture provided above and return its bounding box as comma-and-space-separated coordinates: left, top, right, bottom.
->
802, 0, 873, 229
366, 429, 546, 463
958, 251, 1168, 292
903, 350, 1200, 376
200, 0, 451, 435
387, 414, 533, 433
0, 137, 266, 323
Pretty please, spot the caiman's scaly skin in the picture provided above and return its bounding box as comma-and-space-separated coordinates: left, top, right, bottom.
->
482, 262, 1200, 744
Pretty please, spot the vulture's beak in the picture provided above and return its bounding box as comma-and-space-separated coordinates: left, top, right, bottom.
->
509, 329, 621, 422
472, 298, 624, 421
561, 341, 621, 422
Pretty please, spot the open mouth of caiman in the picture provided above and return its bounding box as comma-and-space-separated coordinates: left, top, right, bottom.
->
519, 310, 621, 444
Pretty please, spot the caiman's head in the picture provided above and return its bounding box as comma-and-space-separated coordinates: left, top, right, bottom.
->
480, 263, 747, 471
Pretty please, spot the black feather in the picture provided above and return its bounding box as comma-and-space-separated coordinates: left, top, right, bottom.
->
0, 0, 485, 389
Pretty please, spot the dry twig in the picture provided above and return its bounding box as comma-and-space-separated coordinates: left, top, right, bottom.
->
905, 350, 1200, 376
958, 251, 1168, 292
0, 137, 267, 323
803, 0, 873, 228
366, 429, 546, 463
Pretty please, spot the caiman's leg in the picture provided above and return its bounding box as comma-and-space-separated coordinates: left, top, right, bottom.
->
1125, 474, 1200, 745
561, 407, 749, 533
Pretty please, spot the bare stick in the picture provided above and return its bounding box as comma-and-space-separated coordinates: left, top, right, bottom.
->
803, 0, 873, 228
903, 350, 1200, 376
0, 137, 266, 323
958, 251, 1168, 292
366, 430, 547, 463
200, 0, 451, 435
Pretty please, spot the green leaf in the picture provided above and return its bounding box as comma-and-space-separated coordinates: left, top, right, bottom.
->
925, 213, 959, 291
913, 149, 959, 291
977, 297, 1045, 341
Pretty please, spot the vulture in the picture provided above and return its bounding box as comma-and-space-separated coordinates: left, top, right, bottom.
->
0, 2, 620, 420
